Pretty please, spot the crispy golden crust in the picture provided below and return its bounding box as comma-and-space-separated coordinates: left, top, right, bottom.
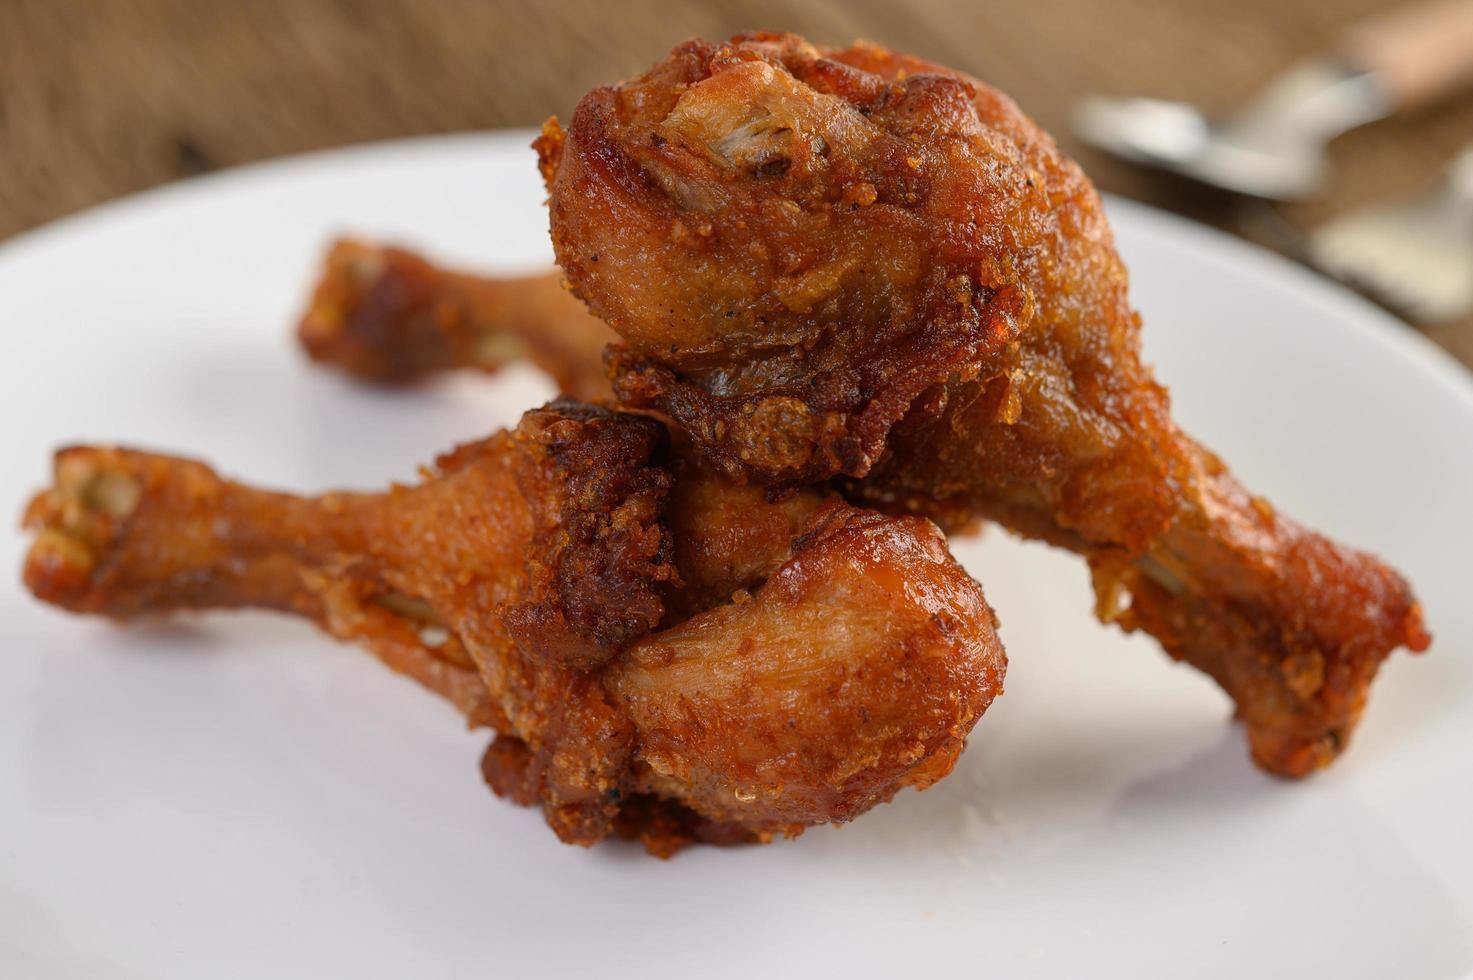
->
481, 494, 1004, 849
24, 404, 674, 843
297, 238, 616, 401
1091, 448, 1431, 775
541, 33, 1430, 776
537, 36, 1031, 483
661, 460, 825, 618
21, 403, 1005, 852
610, 504, 999, 834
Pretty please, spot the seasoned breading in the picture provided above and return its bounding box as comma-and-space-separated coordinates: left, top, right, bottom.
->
539, 33, 1430, 775
298, 238, 615, 401
22, 401, 1004, 852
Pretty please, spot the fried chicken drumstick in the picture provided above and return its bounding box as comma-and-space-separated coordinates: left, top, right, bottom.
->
299, 238, 614, 400
536, 33, 1429, 777
22, 402, 1003, 853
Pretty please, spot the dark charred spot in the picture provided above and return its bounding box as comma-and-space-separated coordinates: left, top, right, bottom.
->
756, 157, 791, 178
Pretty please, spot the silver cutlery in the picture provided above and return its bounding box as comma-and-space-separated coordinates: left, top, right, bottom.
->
1074, 0, 1473, 200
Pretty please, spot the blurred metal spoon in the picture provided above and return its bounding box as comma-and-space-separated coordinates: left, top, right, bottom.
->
1074, 0, 1473, 200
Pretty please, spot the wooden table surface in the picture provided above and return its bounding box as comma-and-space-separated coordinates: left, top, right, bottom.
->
4, 0, 1471, 367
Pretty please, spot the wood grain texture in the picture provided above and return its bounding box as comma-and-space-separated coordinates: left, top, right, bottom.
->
3, 0, 1470, 363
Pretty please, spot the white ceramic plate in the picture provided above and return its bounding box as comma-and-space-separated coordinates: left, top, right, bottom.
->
2, 133, 1470, 979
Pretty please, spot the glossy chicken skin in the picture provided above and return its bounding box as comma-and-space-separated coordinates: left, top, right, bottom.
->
539, 33, 1429, 776
299, 238, 615, 400
22, 402, 1003, 853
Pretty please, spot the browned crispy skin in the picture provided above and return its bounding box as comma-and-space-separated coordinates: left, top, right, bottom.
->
611, 501, 996, 831
539, 33, 1430, 777
22, 403, 1004, 852
24, 403, 677, 845
298, 238, 616, 401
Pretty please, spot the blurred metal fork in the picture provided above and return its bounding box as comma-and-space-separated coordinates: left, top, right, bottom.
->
1307, 146, 1473, 322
